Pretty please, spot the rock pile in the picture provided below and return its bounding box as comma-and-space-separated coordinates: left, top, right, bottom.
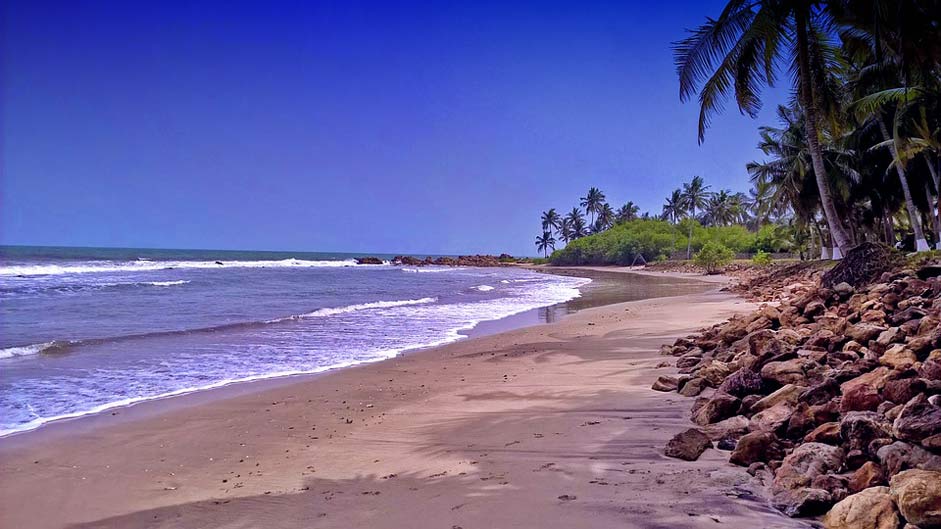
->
388, 255, 509, 267
654, 245, 941, 526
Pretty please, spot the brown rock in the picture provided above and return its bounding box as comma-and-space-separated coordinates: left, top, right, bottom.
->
678, 377, 706, 397
848, 461, 886, 493
664, 428, 712, 461
841, 412, 891, 454
651, 375, 679, 392
772, 443, 844, 516
717, 368, 764, 397
749, 402, 795, 434
730, 431, 783, 466
893, 393, 941, 443
806, 422, 842, 444
702, 415, 750, 442
822, 486, 900, 529
847, 323, 890, 344
877, 441, 941, 475
890, 469, 941, 528
881, 344, 919, 370
691, 392, 740, 426
885, 378, 928, 404
752, 384, 806, 413
762, 358, 811, 386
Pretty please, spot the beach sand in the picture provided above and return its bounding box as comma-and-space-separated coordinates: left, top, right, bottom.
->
0, 270, 811, 529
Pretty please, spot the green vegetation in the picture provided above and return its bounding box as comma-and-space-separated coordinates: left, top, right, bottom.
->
549, 220, 678, 266
694, 242, 734, 274
537, 4, 940, 261
752, 250, 773, 267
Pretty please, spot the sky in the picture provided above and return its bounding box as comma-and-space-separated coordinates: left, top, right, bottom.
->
1, 0, 789, 256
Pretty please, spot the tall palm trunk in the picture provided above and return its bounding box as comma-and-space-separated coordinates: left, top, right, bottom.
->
927, 157, 941, 249
879, 119, 929, 251
794, 9, 852, 258
883, 210, 896, 246
686, 207, 695, 259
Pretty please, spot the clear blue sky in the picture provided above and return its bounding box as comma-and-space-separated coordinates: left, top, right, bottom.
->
1, 0, 787, 256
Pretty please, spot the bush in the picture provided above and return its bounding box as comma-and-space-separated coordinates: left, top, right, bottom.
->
752, 250, 773, 267
694, 242, 734, 274
550, 219, 680, 265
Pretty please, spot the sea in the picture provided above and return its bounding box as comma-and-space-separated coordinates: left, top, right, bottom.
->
0, 246, 591, 436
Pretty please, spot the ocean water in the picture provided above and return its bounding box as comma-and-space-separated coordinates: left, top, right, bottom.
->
0, 246, 589, 436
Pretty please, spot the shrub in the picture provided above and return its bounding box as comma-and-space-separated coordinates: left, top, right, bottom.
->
550, 219, 680, 265
752, 250, 773, 267
694, 242, 734, 274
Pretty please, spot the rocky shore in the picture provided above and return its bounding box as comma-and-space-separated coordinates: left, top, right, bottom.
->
355, 254, 515, 267
654, 243, 941, 528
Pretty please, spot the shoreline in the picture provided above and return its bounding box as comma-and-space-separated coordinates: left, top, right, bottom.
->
0, 268, 807, 529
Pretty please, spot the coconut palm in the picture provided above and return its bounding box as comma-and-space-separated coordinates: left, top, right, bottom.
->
565, 207, 587, 238
579, 187, 606, 226
616, 201, 640, 223
594, 203, 615, 232
680, 176, 711, 258
540, 208, 561, 236
558, 218, 574, 244
662, 189, 685, 224
535, 232, 556, 258
674, 0, 854, 255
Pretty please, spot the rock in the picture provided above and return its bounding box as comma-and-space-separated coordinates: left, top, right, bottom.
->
691, 393, 740, 426
762, 358, 811, 386
802, 378, 842, 406
678, 377, 706, 397
846, 323, 889, 344
664, 428, 712, 461
833, 282, 856, 297
717, 368, 764, 397
806, 422, 842, 444
841, 412, 891, 454
822, 486, 900, 529
651, 375, 679, 392
772, 443, 845, 516
881, 344, 919, 370
697, 361, 732, 386
848, 461, 886, 493
354, 256, 384, 265
885, 378, 929, 405
730, 431, 783, 466
703, 415, 750, 442
893, 394, 941, 443
752, 384, 806, 413
749, 402, 795, 433
878, 327, 905, 346
841, 367, 890, 412
877, 442, 941, 475
890, 470, 941, 528
922, 356, 941, 381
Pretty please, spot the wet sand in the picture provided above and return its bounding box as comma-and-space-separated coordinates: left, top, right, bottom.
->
0, 269, 810, 529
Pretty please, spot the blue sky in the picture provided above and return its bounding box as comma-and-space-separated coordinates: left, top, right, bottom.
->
1, 1, 788, 256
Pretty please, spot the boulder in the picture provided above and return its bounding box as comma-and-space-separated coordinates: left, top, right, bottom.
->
884, 378, 928, 405
752, 384, 806, 413
805, 422, 842, 444
678, 377, 706, 397
881, 344, 919, 370
730, 431, 783, 466
651, 375, 679, 392
890, 469, 941, 528
801, 378, 842, 406
664, 428, 712, 461
848, 461, 886, 493
717, 368, 764, 397
840, 412, 891, 454
691, 393, 740, 426
772, 443, 845, 516
697, 361, 732, 386
762, 358, 811, 386
877, 441, 941, 475
893, 393, 941, 443
749, 402, 795, 434
846, 323, 889, 344
702, 415, 750, 442
822, 486, 900, 529
841, 367, 890, 412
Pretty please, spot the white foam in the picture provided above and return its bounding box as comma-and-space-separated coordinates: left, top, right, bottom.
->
145, 280, 190, 287
0, 341, 60, 359
266, 297, 437, 323
473, 285, 495, 291
401, 267, 464, 273
0, 258, 384, 276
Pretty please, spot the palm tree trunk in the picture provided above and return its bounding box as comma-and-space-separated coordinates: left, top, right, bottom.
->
927, 157, 941, 249
883, 210, 896, 246
686, 208, 694, 259
879, 119, 929, 251
794, 9, 852, 258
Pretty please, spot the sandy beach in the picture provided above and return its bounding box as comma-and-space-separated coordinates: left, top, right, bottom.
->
0, 269, 810, 529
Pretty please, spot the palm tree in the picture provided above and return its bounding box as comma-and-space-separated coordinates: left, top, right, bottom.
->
662, 189, 685, 224
580, 187, 606, 226
565, 207, 587, 238
558, 218, 574, 244
540, 208, 561, 236
681, 176, 711, 258
594, 203, 615, 232
535, 232, 556, 258
616, 201, 640, 223
704, 190, 738, 226
674, 0, 854, 256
